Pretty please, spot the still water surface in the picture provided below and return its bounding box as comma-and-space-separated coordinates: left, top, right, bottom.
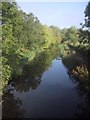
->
2, 50, 89, 118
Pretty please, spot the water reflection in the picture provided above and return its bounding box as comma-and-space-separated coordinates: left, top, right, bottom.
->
8, 47, 57, 92
74, 97, 90, 118
2, 46, 90, 118
61, 50, 90, 118
2, 90, 25, 118
2, 46, 59, 118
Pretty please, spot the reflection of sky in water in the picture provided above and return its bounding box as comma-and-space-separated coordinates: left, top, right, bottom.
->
42, 59, 72, 86
12, 58, 84, 118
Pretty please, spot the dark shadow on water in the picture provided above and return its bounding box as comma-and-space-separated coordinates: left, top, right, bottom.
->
61, 49, 90, 118
2, 90, 25, 118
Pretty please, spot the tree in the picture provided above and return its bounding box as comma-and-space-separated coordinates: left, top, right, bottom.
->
78, 1, 90, 46
62, 26, 79, 45
50, 26, 61, 43
84, 1, 90, 28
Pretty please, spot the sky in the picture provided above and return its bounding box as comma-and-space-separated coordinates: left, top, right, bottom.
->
17, 2, 88, 29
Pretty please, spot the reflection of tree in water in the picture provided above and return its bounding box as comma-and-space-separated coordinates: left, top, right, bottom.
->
2, 91, 25, 118
62, 51, 90, 118
74, 95, 90, 119
73, 75, 90, 118
2, 46, 58, 118
10, 47, 57, 92
71, 69, 90, 118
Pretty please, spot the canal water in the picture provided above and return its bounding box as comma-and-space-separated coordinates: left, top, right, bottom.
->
2, 49, 89, 118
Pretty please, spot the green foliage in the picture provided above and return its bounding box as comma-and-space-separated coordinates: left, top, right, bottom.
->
2, 57, 11, 89
42, 25, 55, 48
50, 25, 61, 43
76, 1, 90, 54
61, 26, 79, 45
78, 29, 89, 44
